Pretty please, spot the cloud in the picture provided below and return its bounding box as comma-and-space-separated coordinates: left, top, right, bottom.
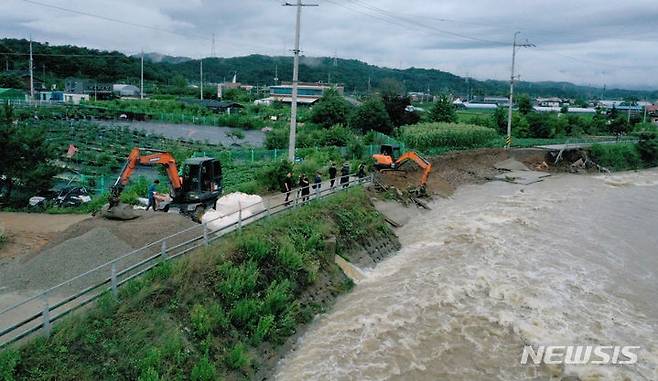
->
1, 0, 657, 89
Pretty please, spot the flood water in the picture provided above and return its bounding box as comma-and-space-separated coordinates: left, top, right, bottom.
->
96, 121, 266, 147
276, 170, 658, 380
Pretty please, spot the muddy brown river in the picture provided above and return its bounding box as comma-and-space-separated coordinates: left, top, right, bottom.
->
276, 170, 658, 380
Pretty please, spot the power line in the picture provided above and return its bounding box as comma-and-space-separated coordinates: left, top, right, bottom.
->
19, 0, 282, 56
21, 0, 208, 40
336, 0, 508, 46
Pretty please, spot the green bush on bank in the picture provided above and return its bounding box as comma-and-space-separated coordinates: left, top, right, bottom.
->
3, 189, 387, 380
589, 134, 658, 171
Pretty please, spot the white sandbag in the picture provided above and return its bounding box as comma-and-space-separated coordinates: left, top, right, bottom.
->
201, 192, 264, 231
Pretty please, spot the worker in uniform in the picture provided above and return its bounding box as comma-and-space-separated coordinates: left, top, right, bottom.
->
146, 179, 160, 211
329, 162, 337, 187
340, 163, 350, 188
299, 173, 311, 202
283, 172, 294, 205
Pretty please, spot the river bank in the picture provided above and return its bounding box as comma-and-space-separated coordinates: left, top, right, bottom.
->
275, 169, 658, 381
0, 189, 402, 380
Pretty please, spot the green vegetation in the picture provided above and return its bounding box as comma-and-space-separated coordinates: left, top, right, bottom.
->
349, 97, 393, 135
590, 144, 643, 171
309, 88, 351, 128
429, 95, 458, 123
0, 104, 58, 206
1, 189, 390, 380
589, 133, 658, 171
400, 122, 498, 152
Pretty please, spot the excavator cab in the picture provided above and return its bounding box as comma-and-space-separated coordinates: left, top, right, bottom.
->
373, 144, 401, 169
379, 144, 401, 159
177, 157, 222, 211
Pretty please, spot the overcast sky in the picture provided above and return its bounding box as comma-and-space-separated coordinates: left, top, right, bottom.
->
2, 0, 657, 89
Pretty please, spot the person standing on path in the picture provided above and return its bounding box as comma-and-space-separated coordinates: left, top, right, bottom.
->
283, 172, 294, 205
300, 173, 311, 202
313, 171, 322, 198
146, 179, 160, 211
329, 162, 337, 188
340, 163, 350, 188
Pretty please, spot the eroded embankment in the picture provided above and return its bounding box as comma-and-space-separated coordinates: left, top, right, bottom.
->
0, 188, 400, 381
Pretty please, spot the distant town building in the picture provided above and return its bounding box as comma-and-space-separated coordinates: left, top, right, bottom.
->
113, 84, 141, 98
181, 99, 244, 114
536, 97, 563, 107
482, 96, 510, 106
37, 91, 64, 102
408, 91, 432, 102
63, 93, 90, 104
257, 82, 344, 105
65, 78, 113, 99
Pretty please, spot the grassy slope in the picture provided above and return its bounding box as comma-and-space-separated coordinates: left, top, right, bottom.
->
1, 189, 392, 381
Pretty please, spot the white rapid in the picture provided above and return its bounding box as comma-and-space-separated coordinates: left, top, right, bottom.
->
276, 170, 658, 381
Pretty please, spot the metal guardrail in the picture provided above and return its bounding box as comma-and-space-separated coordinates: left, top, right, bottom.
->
0, 173, 372, 348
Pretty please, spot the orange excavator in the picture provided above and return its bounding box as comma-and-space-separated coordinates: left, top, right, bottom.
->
372, 144, 432, 193
109, 148, 222, 220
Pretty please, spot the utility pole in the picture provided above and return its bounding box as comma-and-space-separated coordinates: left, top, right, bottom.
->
506, 32, 534, 149
140, 50, 144, 99
29, 36, 34, 100
283, 0, 318, 162
643, 99, 648, 123
200, 58, 204, 100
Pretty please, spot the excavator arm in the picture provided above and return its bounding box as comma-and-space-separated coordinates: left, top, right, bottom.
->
110, 148, 182, 207
393, 152, 432, 187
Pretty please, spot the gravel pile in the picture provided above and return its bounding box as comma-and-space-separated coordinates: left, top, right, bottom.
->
1, 227, 132, 293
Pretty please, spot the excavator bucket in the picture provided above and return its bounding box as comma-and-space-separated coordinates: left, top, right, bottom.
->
100, 203, 140, 220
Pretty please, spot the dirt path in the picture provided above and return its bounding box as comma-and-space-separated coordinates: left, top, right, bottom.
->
0, 213, 90, 260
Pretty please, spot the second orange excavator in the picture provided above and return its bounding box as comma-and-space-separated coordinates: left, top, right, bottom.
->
372, 144, 432, 194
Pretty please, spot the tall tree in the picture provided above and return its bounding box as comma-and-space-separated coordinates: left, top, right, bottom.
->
382, 94, 420, 127
517, 94, 533, 115
310, 88, 351, 128
349, 97, 393, 134
429, 95, 457, 123
0, 103, 57, 204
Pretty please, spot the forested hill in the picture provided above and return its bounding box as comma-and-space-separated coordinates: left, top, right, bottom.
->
1, 38, 655, 99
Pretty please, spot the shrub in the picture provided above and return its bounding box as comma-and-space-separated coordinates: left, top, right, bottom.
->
251, 314, 275, 345
216, 261, 260, 303
236, 234, 270, 263
230, 298, 262, 329
225, 342, 251, 371
349, 97, 393, 134
637, 132, 658, 166
0, 349, 20, 381
400, 122, 498, 151
263, 280, 293, 316
256, 160, 293, 191
310, 89, 351, 128
190, 356, 217, 381
190, 304, 211, 337
590, 143, 642, 171
429, 95, 457, 123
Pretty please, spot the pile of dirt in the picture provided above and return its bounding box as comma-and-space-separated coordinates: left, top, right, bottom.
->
43, 212, 196, 254
1, 227, 133, 292
0, 213, 90, 260
375, 148, 550, 199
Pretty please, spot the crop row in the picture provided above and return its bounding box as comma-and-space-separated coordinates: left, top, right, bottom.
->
400, 122, 499, 152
